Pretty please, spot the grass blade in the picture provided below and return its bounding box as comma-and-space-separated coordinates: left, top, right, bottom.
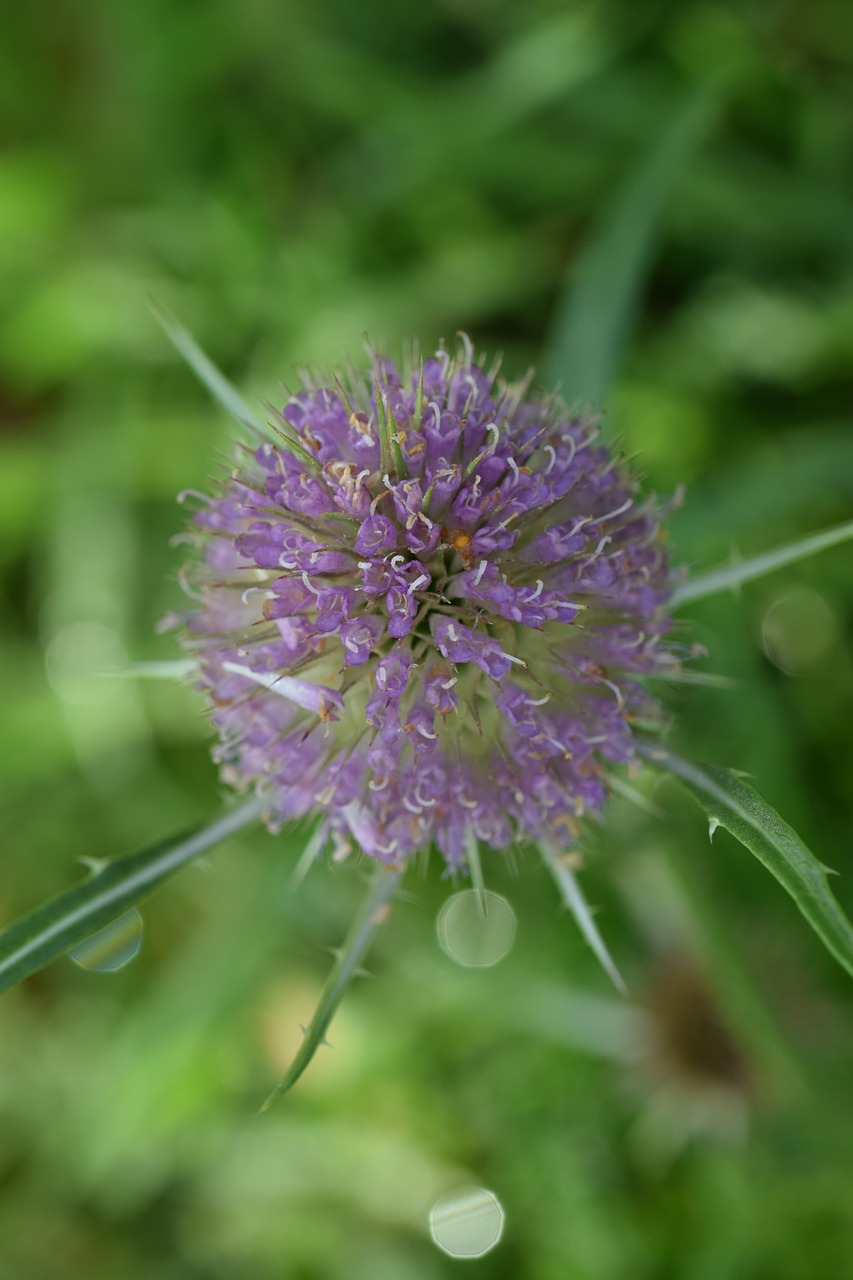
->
0, 798, 265, 994
150, 299, 266, 437
259, 861, 403, 1108
671, 517, 853, 608
642, 746, 853, 979
543, 90, 718, 409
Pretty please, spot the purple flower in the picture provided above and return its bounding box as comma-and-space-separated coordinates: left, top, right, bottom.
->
178, 339, 679, 865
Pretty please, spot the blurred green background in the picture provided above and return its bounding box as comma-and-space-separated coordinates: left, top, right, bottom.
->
1, 0, 852, 1276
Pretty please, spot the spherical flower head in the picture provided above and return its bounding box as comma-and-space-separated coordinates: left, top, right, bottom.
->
178, 338, 678, 866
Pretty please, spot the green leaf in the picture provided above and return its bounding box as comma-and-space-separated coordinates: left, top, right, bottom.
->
259, 861, 403, 1108
106, 659, 198, 679
540, 836, 627, 994
643, 747, 853, 980
465, 829, 488, 916
543, 89, 718, 408
671, 516, 853, 608
149, 299, 266, 437
0, 798, 265, 994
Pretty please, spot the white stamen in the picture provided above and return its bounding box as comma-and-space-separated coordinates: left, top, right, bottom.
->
527, 579, 544, 601
441, 677, 458, 690
543, 444, 557, 473
301, 572, 322, 596
355, 469, 371, 487
596, 495, 633, 524
369, 775, 390, 791
390, 554, 406, 569
527, 693, 551, 706
415, 724, 439, 740
508, 456, 521, 482
486, 423, 500, 448
473, 560, 488, 586
624, 630, 646, 649
600, 677, 625, 707
408, 573, 429, 594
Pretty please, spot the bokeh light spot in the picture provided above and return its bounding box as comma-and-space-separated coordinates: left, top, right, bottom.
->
761, 586, 838, 675
68, 908, 143, 972
45, 621, 126, 706
430, 1186, 504, 1258
436, 890, 516, 967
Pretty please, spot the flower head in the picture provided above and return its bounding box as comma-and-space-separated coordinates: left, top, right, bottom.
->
178, 338, 678, 865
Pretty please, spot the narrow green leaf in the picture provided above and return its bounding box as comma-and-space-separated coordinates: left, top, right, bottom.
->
373, 382, 395, 481
149, 299, 266, 437
288, 823, 328, 891
260, 861, 403, 1108
643, 746, 853, 979
544, 90, 718, 408
608, 773, 664, 819
671, 517, 853, 608
106, 659, 197, 679
465, 829, 488, 916
540, 837, 627, 994
0, 798, 265, 994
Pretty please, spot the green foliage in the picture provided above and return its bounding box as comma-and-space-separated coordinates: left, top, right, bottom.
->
543, 89, 718, 407
0, 800, 262, 993
646, 750, 853, 979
